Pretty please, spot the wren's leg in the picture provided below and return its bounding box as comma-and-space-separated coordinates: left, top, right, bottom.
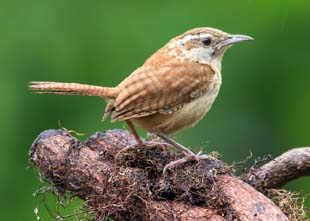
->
115, 121, 170, 159
155, 132, 196, 156
126, 120, 144, 146
126, 120, 168, 148
154, 131, 210, 174
114, 120, 143, 159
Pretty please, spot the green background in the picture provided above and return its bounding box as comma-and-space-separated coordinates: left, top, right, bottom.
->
1, 0, 309, 220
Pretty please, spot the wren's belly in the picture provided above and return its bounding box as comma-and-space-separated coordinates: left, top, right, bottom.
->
132, 83, 221, 135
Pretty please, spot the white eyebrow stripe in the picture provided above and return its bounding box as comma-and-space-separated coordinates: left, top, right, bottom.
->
199, 33, 213, 39
177, 33, 213, 44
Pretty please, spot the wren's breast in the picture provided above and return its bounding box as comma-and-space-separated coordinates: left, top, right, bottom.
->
132, 71, 222, 135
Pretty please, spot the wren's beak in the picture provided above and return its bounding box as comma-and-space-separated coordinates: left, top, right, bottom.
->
214, 34, 253, 51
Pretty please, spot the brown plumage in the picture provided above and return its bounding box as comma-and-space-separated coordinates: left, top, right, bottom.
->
30, 27, 252, 172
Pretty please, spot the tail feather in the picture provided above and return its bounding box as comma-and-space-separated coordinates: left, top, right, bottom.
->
29, 81, 117, 99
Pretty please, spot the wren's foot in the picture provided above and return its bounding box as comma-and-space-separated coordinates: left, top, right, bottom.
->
116, 120, 171, 160
140, 140, 170, 153
163, 151, 210, 174
115, 140, 170, 160
152, 131, 211, 174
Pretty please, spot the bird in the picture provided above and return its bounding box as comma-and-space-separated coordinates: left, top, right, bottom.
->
30, 27, 253, 173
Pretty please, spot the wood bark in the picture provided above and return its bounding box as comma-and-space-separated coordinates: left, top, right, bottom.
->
29, 129, 309, 220
244, 147, 310, 192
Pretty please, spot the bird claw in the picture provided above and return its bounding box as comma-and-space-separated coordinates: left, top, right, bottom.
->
163, 152, 210, 175
115, 140, 170, 160
142, 141, 170, 151
114, 143, 139, 160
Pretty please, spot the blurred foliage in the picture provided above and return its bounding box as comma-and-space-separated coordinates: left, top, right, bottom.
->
0, 0, 309, 220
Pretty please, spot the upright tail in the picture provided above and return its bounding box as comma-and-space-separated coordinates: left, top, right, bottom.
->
29, 81, 118, 100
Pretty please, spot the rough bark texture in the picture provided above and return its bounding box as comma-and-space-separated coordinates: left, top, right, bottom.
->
244, 147, 310, 192
29, 129, 308, 221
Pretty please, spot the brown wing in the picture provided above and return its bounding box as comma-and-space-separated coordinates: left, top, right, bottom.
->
111, 62, 215, 122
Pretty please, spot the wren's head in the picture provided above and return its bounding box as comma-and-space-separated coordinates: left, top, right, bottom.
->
168, 27, 253, 68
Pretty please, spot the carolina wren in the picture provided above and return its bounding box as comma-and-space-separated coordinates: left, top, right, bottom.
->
30, 27, 252, 173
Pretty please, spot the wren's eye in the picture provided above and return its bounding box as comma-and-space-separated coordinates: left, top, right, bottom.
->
202, 38, 211, 46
